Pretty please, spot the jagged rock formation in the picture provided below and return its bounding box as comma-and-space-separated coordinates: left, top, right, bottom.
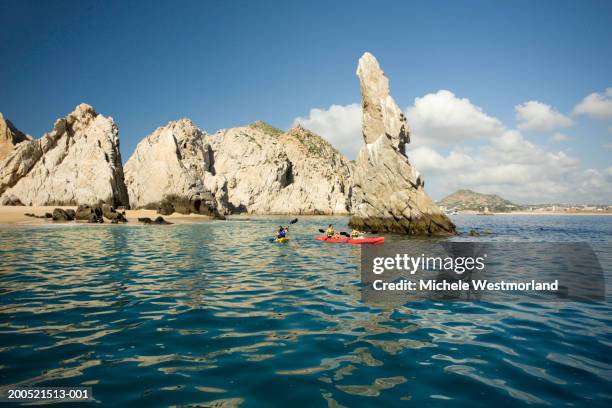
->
124, 119, 227, 216
125, 120, 352, 216
0, 104, 129, 206
0, 113, 30, 161
349, 52, 455, 234
207, 121, 352, 214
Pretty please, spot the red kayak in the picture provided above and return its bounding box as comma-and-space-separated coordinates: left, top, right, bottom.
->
315, 235, 384, 244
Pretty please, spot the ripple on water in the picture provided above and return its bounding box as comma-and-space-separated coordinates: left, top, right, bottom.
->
0, 215, 611, 406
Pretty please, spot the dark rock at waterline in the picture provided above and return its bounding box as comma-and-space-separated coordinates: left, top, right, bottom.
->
138, 216, 172, 225
89, 213, 103, 223
76, 204, 103, 222
25, 212, 55, 219
155, 216, 169, 224
102, 203, 113, 218
156, 193, 218, 217
350, 214, 455, 235
469, 229, 480, 237
102, 203, 127, 222
158, 200, 175, 216
52, 208, 74, 221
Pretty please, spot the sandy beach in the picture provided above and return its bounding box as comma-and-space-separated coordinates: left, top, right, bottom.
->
0, 206, 216, 225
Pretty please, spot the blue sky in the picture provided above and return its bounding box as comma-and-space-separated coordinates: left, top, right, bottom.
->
1, 0, 611, 203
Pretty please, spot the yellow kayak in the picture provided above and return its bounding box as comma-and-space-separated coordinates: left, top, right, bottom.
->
275, 237, 289, 243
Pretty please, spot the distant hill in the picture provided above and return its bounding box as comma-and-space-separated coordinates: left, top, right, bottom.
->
437, 189, 521, 212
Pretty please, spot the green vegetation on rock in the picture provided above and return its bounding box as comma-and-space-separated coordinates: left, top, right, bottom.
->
286, 126, 339, 158
248, 121, 283, 137
437, 189, 522, 212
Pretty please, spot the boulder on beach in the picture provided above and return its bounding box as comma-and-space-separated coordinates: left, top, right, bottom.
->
52, 208, 74, 221
75, 204, 103, 223
0, 194, 24, 206
138, 216, 172, 225
102, 204, 127, 222
349, 52, 456, 235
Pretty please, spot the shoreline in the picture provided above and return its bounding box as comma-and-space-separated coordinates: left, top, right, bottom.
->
2, 206, 611, 226
0, 206, 216, 225
449, 210, 612, 216
490, 211, 610, 216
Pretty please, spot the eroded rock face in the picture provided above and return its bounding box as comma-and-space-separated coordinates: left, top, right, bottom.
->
0, 113, 30, 162
0, 104, 129, 207
125, 119, 353, 216
349, 53, 455, 235
124, 119, 227, 216
206, 121, 352, 214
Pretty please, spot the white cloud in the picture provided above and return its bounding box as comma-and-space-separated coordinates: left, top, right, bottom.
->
573, 88, 612, 119
408, 130, 612, 204
550, 132, 570, 142
405, 90, 504, 145
515, 101, 573, 132
292, 103, 362, 159
295, 90, 612, 204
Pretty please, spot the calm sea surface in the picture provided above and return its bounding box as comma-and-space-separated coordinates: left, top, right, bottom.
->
0, 214, 611, 406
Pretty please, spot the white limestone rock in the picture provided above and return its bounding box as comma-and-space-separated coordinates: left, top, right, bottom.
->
349, 52, 455, 235
206, 121, 352, 214
0, 104, 129, 206
0, 112, 30, 162
124, 119, 227, 216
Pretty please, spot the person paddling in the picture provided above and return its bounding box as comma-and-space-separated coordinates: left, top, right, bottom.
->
350, 228, 364, 239
325, 224, 335, 238
276, 225, 288, 239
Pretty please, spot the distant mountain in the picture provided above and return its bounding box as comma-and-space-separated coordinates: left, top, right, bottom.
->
437, 189, 521, 212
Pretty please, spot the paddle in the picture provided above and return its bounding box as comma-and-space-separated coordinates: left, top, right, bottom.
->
319, 229, 351, 236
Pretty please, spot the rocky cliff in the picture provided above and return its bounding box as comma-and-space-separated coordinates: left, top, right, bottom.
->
207, 121, 352, 214
124, 119, 227, 216
125, 120, 352, 215
0, 104, 129, 206
349, 53, 455, 234
0, 113, 30, 162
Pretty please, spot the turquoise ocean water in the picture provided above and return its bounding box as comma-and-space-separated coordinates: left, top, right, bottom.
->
0, 214, 611, 406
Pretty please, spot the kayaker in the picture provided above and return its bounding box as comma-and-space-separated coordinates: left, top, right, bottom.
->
350, 229, 364, 239
277, 225, 288, 239
325, 224, 335, 238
